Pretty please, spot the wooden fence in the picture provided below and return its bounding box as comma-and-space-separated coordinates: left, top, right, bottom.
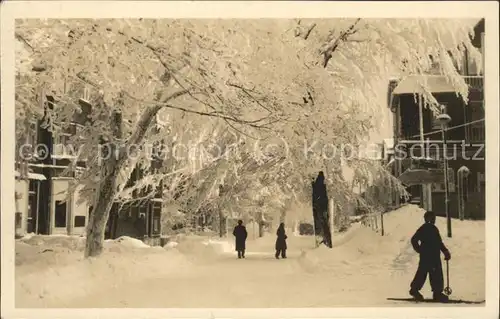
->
359, 211, 385, 236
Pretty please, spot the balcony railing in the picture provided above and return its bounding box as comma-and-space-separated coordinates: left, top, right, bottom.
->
463, 76, 483, 90
466, 122, 485, 143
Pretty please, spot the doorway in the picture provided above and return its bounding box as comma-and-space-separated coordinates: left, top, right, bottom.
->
27, 180, 40, 234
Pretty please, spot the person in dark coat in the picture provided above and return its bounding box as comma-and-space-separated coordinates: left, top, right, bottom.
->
409, 211, 451, 302
312, 171, 332, 248
232, 220, 248, 259
275, 222, 288, 259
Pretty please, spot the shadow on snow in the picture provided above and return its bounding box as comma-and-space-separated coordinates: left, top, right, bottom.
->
386, 297, 485, 305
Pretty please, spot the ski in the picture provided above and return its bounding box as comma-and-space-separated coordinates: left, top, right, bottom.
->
386, 298, 485, 305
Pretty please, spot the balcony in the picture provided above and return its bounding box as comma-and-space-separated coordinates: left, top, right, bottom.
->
466, 122, 485, 143
463, 76, 483, 91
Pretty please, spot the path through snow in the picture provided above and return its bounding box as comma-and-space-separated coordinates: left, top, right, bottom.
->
15, 205, 485, 308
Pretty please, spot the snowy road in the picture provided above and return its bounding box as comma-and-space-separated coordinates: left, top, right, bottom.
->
61, 248, 398, 308
16, 206, 486, 308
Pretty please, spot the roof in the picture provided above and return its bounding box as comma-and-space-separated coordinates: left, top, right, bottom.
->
398, 168, 451, 186
392, 75, 457, 95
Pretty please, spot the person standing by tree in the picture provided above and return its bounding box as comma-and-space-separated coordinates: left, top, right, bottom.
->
409, 211, 451, 302
232, 219, 248, 259
275, 222, 288, 259
312, 171, 332, 248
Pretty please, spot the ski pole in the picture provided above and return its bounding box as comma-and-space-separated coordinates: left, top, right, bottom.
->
444, 259, 452, 296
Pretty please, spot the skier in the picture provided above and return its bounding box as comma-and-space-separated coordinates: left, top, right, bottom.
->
409, 211, 451, 302
275, 222, 288, 259
232, 220, 248, 259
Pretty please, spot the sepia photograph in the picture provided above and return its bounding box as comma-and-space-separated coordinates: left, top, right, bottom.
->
1, 1, 498, 318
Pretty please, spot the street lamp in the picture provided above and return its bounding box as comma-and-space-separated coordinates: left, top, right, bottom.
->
436, 113, 452, 238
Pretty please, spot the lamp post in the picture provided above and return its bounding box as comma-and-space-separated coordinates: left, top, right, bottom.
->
436, 113, 452, 238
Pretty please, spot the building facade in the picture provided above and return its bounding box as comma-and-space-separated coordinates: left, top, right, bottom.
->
388, 19, 485, 220
15, 96, 91, 237
15, 93, 165, 243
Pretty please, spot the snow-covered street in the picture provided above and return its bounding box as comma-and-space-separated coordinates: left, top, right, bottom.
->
15, 205, 485, 308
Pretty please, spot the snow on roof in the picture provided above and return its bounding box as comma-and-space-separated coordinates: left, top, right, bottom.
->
28, 163, 85, 170
392, 75, 456, 95
15, 171, 47, 180
383, 138, 394, 149
28, 172, 47, 180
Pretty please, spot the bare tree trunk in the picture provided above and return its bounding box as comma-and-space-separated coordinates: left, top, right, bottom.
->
380, 211, 385, 236
218, 184, 225, 237
258, 211, 264, 237
85, 109, 123, 258
84, 169, 121, 257
329, 198, 335, 241
84, 90, 187, 258
279, 210, 286, 224
219, 211, 225, 237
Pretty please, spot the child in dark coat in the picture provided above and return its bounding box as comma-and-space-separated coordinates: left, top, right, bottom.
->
409, 211, 451, 302
275, 223, 288, 259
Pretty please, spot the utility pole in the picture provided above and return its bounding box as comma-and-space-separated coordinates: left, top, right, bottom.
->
436, 113, 452, 238
418, 95, 429, 210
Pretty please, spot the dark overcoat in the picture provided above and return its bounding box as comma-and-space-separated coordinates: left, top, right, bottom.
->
275, 227, 288, 250
233, 225, 248, 251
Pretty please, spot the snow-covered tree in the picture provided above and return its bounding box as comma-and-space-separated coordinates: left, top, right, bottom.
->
15, 19, 289, 257
15, 18, 481, 255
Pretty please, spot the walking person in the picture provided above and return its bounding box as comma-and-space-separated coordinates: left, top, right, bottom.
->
409, 211, 451, 302
232, 220, 248, 259
275, 222, 288, 259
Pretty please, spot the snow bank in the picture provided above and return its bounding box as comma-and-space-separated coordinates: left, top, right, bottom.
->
15, 241, 192, 307
19, 234, 86, 251
163, 241, 179, 249
297, 204, 485, 281
173, 236, 235, 263
15, 234, 197, 307
104, 236, 151, 250
202, 238, 235, 254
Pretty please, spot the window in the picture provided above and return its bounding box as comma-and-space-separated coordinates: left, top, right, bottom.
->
467, 101, 485, 142
139, 204, 148, 235
476, 172, 485, 193
152, 218, 160, 234
74, 215, 86, 227
54, 132, 71, 146
27, 120, 38, 147
75, 123, 85, 139
149, 203, 162, 236
54, 200, 67, 228
83, 86, 91, 102
29, 180, 37, 192
469, 101, 484, 119
431, 168, 455, 193
481, 32, 485, 74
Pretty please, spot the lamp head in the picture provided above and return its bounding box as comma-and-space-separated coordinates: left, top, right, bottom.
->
435, 113, 451, 127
